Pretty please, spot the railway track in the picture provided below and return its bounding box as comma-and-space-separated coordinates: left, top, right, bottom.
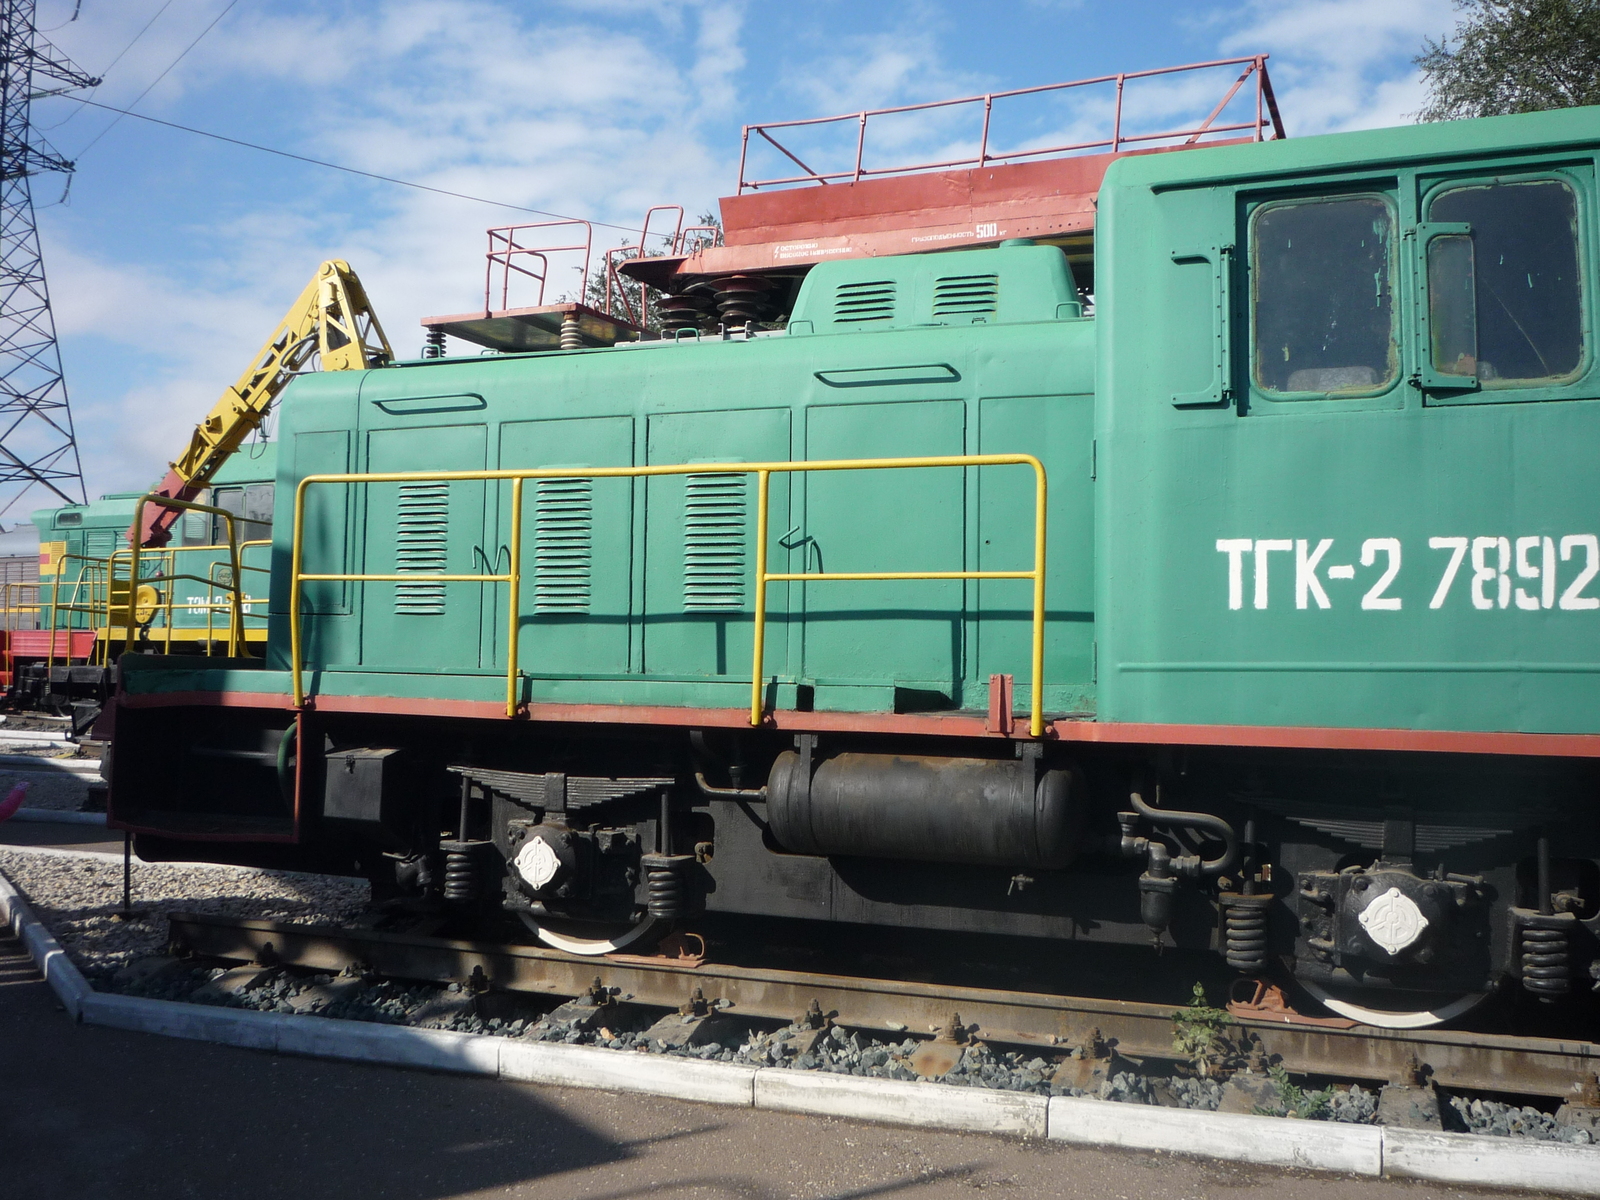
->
167, 911, 1600, 1102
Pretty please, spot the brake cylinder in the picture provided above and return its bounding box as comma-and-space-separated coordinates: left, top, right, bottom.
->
765, 750, 1085, 869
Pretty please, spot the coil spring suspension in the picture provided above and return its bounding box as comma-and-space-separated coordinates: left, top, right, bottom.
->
559, 313, 584, 351
641, 853, 694, 919
442, 846, 479, 903
1220, 892, 1271, 973
1520, 915, 1574, 999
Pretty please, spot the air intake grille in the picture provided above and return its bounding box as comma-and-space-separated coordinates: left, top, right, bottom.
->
84, 529, 119, 558
395, 482, 449, 615
683, 473, 746, 611
933, 273, 999, 319
533, 478, 592, 613
833, 280, 896, 324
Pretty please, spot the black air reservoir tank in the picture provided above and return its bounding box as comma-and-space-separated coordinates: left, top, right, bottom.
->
765, 751, 1085, 869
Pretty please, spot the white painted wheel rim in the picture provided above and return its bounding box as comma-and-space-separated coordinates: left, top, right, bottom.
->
1298, 979, 1487, 1029
516, 911, 669, 956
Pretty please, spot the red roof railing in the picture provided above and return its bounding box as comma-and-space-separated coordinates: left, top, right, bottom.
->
484, 220, 593, 313
737, 55, 1285, 193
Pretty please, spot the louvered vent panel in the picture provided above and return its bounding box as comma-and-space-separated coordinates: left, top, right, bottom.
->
394, 482, 449, 615
84, 529, 119, 558
933, 273, 999, 319
683, 473, 746, 612
534, 478, 592, 613
833, 280, 896, 324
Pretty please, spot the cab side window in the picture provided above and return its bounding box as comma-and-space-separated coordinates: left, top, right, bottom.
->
1426, 180, 1584, 386
210, 485, 273, 545
1251, 195, 1398, 397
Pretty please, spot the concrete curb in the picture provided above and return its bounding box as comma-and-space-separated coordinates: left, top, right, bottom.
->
759, 1069, 1047, 1137
500, 1040, 756, 1105
1383, 1127, 1600, 1195
10, 808, 108, 825
0, 754, 101, 775
3, 861, 1598, 1194
1049, 1095, 1383, 1176
0, 866, 91, 1018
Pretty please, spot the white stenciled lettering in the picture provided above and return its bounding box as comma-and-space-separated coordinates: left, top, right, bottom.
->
1216, 539, 1252, 610
1513, 536, 1554, 611
1360, 538, 1402, 610
1254, 539, 1293, 609
1471, 536, 1511, 610
1295, 539, 1333, 609
1224, 533, 1600, 613
1560, 535, 1600, 610
1428, 537, 1469, 609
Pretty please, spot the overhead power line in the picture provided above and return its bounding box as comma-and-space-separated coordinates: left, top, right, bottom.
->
36, 0, 177, 132
74, 0, 240, 157
62, 95, 645, 233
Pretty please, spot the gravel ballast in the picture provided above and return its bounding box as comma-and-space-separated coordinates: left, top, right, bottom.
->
0, 847, 367, 980
0, 766, 95, 811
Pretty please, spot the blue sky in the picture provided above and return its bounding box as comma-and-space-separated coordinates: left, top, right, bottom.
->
26, 0, 1459, 510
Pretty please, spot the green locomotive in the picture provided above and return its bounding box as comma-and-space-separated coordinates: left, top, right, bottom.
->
4, 447, 275, 719
106, 91, 1600, 1027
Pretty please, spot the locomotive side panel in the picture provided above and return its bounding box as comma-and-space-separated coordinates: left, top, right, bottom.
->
1098, 108, 1600, 736
266, 255, 1098, 716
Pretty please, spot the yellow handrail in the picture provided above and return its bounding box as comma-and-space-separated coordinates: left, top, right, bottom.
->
127, 496, 245, 657
290, 455, 1048, 735
43, 552, 110, 670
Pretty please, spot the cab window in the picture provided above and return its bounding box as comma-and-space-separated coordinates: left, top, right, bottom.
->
209, 484, 273, 545
1251, 195, 1397, 397
1426, 179, 1584, 386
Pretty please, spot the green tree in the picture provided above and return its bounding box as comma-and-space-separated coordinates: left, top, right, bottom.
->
1415, 0, 1600, 120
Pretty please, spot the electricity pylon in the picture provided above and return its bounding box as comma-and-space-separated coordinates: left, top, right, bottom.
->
0, 0, 99, 517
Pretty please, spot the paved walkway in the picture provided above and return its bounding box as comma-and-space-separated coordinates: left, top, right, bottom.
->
0, 932, 1563, 1199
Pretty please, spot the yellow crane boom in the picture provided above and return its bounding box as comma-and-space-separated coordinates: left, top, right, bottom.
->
133, 260, 392, 547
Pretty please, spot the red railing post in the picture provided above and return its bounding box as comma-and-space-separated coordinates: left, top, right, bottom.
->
853, 112, 867, 183
979, 94, 993, 166
1112, 74, 1125, 153
1255, 56, 1265, 141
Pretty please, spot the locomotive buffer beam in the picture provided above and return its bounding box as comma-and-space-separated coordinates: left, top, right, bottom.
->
167, 912, 1600, 1100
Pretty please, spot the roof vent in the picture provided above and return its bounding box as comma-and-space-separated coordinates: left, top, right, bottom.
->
933, 273, 999, 320
833, 280, 896, 324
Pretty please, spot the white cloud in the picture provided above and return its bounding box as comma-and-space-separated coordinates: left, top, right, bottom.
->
14, 0, 1463, 510
1218, 0, 1455, 133
31, 0, 745, 500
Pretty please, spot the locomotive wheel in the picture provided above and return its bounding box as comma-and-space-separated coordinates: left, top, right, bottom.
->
1298, 979, 1488, 1029
516, 911, 670, 956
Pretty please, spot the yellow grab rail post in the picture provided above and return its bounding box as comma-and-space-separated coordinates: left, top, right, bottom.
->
750, 470, 771, 727
290, 455, 1048, 736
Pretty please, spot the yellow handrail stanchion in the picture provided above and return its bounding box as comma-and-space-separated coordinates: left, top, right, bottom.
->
289, 455, 1049, 736
750, 469, 771, 727
506, 477, 524, 717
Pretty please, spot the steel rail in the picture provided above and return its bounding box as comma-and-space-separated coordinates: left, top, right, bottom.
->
167, 912, 1600, 1099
